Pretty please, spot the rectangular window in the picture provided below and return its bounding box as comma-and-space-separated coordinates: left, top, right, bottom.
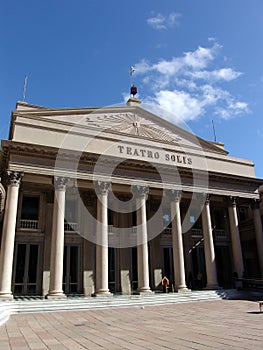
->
132, 210, 137, 226
239, 207, 247, 222
108, 209, 114, 226
21, 196, 39, 220
163, 212, 171, 229
214, 209, 225, 229
20, 196, 40, 229
65, 200, 77, 222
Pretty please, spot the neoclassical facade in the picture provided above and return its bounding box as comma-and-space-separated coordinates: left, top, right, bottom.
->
0, 99, 262, 300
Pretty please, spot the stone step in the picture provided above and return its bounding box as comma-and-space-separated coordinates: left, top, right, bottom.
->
1, 290, 229, 314
1, 289, 260, 326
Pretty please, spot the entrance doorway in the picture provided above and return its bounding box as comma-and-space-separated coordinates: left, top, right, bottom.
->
108, 247, 116, 293
215, 246, 233, 288
162, 247, 174, 285
13, 243, 40, 295
130, 247, 138, 291
191, 246, 206, 289
63, 245, 80, 294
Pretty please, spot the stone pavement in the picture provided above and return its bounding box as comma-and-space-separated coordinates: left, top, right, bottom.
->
0, 299, 262, 349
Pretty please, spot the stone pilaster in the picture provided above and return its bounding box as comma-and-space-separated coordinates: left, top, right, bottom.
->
166, 190, 188, 292
132, 185, 152, 294
46, 176, 68, 299
252, 200, 263, 277
0, 171, 23, 300
94, 181, 112, 296
228, 197, 244, 278
201, 194, 219, 289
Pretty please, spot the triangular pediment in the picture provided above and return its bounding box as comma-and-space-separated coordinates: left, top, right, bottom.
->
14, 101, 228, 155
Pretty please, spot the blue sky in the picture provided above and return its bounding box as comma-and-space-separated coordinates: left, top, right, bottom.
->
1, 0, 263, 178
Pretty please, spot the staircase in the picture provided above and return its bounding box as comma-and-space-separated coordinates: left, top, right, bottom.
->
0, 289, 262, 327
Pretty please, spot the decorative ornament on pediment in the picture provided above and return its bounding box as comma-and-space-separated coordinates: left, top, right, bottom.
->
86, 113, 181, 143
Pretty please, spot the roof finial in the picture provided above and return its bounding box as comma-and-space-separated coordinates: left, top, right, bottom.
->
126, 66, 141, 106
129, 66, 137, 97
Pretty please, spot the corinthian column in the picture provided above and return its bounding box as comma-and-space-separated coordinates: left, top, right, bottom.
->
166, 190, 188, 292
132, 185, 152, 294
0, 171, 23, 300
252, 200, 263, 277
228, 197, 244, 278
46, 177, 68, 299
94, 181, 112, 296
201, 194, 219, 289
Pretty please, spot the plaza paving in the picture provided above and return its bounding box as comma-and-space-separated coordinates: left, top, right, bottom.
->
0, 299, 262, 349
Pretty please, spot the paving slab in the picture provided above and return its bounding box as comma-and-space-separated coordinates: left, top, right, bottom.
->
0, 299, 263, 349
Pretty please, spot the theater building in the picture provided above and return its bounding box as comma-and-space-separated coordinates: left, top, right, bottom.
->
0, 99, 262, 300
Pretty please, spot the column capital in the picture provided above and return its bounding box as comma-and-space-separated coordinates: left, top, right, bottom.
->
131, 185, 149, 199
94, 181, 111, 195
53, 176, 69, 191
6, 171, 23, 187
166, 189, 181, 202
202, 193, 210, 204
229, 196, 238, 207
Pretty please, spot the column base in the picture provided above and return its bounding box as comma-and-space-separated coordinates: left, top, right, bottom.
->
92, 290, 113, 297
176, 287, 190, 293
135, 287, 153, 295
45, 292, 67, 299
0, 293, 13, 301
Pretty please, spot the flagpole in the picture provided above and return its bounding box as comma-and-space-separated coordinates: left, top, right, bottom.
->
130, 66, 135, 97
22, 75, 28, 102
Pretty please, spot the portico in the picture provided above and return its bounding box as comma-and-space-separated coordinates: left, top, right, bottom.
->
0, 100, 262, 299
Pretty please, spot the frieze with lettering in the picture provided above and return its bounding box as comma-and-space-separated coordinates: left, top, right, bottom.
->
117, 145, 192, 165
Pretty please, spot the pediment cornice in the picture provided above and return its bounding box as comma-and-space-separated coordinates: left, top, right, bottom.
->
12, 102, 228, 155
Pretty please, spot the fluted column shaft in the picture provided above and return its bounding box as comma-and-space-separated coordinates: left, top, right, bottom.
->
47, 177, 68, 298
0, 171, 23, 300
132, 185, 152, 294
201, 195, 219, 289
95, 181, 111, 296
228, 197, 244, 278
252, 200, 263, 277
167, 190, 188, 292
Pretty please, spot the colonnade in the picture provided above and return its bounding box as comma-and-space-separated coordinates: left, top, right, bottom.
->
0, 172, 263, 300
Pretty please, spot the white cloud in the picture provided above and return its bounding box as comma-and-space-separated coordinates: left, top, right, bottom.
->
133, 59, 152, 74
216, 100, 249, 119
152, 90, 204, 121
134, 43, 221, 87
133, 42, 248, 121
189, 68, 242, 82
147, 14, 166, 30
153, 58, 182, 76
183, 45, 219, 69
167, 12, 181, 27
147, 12, 181, 30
